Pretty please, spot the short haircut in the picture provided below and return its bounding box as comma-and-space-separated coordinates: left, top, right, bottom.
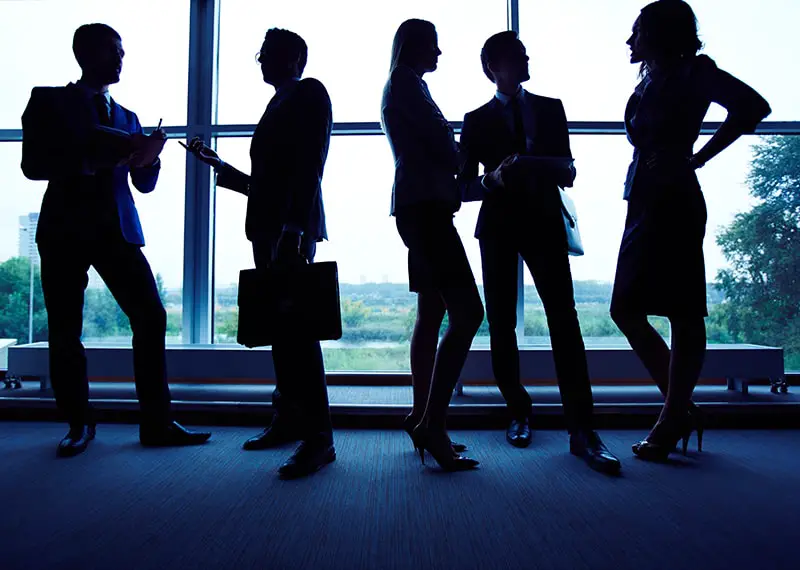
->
480, 31, 519, 82
73, 23, 121, 67
264, 28, 308, 74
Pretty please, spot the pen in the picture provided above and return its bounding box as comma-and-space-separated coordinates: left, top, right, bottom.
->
156, 118, 163, 130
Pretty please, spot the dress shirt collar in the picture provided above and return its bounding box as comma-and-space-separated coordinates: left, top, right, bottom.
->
494, 86, 524, 106
74, 80, 111, 103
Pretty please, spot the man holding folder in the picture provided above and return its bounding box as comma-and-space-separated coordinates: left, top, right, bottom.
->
458, 31, 620, 474
21, 23, 211, 457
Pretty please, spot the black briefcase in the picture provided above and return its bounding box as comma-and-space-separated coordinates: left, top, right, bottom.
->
236, 261, 343, 347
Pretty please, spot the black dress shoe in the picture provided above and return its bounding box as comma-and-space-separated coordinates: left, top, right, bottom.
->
57, 425, 96, 458
506, 418, 532, 448
243, 421, 299, 451
570, 430, 621, 474
140, 421, 211, 447
278, 439, 336, 479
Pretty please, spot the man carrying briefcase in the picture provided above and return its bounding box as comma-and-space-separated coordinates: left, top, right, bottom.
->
186, 28, 334, 479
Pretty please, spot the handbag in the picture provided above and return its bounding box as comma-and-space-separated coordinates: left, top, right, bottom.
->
559, 189, 584, 256
236, 261, 343, 347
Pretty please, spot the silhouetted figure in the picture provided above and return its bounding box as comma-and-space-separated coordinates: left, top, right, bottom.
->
20, 24, 211, 457
186, 29, 334, 479
381, 19, 483, 472
458, 31, 620, 474
611, 0, 771, 461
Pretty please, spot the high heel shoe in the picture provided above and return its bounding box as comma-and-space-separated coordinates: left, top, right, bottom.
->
411, 425, 479, 472
403, 415, 466, 453
688, 404, 705, 453
632, 416, 694, 462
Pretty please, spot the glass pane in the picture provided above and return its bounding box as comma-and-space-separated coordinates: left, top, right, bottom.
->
518, 0, 799, 121
0, 0, 190, 129
0, 143, 47, 345
522, 134, 800, 369
0, 142, 186, 345
84, 142, 186, 344
217, 0, 507, 124
213, 135, 489, 370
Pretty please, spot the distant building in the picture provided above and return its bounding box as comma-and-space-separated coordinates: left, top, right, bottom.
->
17, 213, 39, 266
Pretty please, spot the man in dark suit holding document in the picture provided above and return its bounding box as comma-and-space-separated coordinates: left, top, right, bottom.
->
186, 28, 334, 479
21, 23, 211, 457
458, 31, 620, 473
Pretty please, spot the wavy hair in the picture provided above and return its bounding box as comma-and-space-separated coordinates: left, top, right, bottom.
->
638, 0, 703, 76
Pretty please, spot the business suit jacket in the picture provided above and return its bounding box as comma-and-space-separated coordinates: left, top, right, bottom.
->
216, 78, 332, 247
381, 64, 462, 215
21, 83, 160, 246
458, 91, 574, 240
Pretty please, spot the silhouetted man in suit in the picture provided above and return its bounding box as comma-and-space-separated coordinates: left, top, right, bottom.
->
458, 31, 620, 474
186, 28, 334, 479
21, 23, 211, 457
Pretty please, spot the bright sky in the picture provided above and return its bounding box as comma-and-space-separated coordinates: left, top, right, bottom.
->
1, 0, 797, 292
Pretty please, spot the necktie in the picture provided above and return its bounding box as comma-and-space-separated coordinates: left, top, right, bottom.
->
509, 96, 527, 154
94, 93, 111, 126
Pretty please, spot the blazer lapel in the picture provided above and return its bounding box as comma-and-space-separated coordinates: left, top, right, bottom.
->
485, 98, 518, 161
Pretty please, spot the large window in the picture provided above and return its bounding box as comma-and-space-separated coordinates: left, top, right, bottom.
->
2, 0, 798, 373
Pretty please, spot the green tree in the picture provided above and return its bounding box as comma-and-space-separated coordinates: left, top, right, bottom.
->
715, 136, 800, 368
341, 299, 370, 328
0, 257, 47, 343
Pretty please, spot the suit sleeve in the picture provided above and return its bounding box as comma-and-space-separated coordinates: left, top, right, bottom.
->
390, 66, 461, 172
283, 79, 332, 232
21, 88, 92, 180
552, 99, 576, 188
704, 60, 771, 133
457, 112, 488, 202
129, 112, 160, 194
216, 161, 251, 195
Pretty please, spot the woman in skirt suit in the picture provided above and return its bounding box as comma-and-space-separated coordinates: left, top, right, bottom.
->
611, 0, 771, 460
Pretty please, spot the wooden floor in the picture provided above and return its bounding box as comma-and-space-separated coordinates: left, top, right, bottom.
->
1, 422, 799, 570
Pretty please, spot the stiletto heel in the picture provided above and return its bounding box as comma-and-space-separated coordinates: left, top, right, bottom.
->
403, 414, 466, 453
412, 425, 479, 472
632, 415, 694, 462
689, 405, 705, 452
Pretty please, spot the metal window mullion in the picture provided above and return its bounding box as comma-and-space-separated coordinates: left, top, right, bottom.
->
182, 0, 218, 345
510, 0, 524, 342
508, 0, 520, 33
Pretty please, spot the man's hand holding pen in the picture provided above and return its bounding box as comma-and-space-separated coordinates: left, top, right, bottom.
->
126, 118, 167, 167
181, 136, 222, 169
